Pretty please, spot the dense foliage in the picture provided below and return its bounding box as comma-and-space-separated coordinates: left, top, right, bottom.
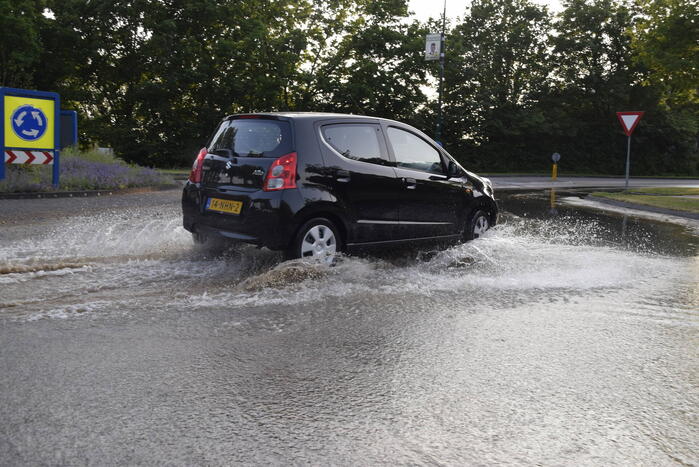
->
2, 0, 697, 174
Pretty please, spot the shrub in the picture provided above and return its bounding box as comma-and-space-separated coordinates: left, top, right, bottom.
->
0, 147, 176, 192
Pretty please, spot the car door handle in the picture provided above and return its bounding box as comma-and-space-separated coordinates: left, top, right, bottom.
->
336, 170, 351, 183
402, 177, 417, 189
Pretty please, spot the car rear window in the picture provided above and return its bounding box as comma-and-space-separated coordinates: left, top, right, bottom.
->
208, 119, 292, 158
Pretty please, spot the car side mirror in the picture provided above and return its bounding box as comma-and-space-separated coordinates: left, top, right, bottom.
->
447, 161, 460, 178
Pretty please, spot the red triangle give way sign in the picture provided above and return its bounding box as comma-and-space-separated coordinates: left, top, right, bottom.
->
616, 111, 644, 136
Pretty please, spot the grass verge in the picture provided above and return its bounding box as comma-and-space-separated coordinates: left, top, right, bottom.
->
0, 147, 177, 193
622, 187, 699, 196
591, 187, 699, 213
157, 168, 191, 175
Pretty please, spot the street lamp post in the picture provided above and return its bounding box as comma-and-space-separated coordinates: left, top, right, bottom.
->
435, 0, 446, 145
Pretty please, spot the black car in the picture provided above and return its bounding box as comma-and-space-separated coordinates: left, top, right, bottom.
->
182, 113, 497, 262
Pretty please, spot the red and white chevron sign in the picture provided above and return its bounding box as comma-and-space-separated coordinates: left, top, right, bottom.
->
4, 150, 54, 165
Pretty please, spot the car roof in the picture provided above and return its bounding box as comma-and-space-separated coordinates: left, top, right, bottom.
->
222, 112, 435, 145
224, 112, 403, 124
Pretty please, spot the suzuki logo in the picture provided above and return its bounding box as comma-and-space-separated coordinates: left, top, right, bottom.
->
225, 161, 233, 171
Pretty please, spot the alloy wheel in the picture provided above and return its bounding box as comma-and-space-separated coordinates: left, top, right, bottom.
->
473, 215, 489, 238
300, 224, 337, 264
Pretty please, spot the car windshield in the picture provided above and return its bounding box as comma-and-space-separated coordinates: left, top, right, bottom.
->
208, 119, 292, 158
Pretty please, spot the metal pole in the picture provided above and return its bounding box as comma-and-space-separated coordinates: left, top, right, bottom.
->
53, 150, 60, 187
435, 0, 446, 144
53, 93, 61, 188
0, 90, 4, 182
624, 135, 630, 190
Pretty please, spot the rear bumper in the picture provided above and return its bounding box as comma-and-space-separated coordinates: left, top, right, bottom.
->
182, 182, 295, 250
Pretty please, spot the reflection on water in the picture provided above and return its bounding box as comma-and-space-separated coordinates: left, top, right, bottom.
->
549, 187, 558, 215
0, 191, 697, 465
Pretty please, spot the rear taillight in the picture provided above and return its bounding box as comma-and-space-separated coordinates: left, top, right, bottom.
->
189, 147, 207, 183
263, 152, 297, 191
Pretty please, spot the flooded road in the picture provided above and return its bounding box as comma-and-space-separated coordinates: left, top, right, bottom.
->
1, 189, 697, 465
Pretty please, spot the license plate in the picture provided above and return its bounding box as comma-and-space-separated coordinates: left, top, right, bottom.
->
206, 197, 243, 215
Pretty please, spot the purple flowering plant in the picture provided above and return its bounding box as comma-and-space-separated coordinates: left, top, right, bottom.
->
0, 147, 176, 192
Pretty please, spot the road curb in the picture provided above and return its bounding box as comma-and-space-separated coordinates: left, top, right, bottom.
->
586, 195, 699, 220
0, 184, 181, 200
484, 174, 699, 179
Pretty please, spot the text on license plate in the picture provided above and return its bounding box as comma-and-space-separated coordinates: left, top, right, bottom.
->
206, 198, 242, 215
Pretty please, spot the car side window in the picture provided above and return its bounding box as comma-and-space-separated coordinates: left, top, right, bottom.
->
386, 127, 444, 174
321, 124, 390, 166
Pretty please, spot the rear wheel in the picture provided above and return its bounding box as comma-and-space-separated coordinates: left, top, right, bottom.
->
464, 209, 490, 241
286, 218, 342, 264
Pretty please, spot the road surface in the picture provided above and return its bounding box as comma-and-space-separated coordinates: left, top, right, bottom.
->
1, 185, 697, 465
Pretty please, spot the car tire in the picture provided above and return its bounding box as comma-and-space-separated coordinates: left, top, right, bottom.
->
286, 218, 342, 264
464, 209, 490, 241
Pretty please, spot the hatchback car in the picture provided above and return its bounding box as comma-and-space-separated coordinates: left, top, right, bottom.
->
182, 113, 497, 262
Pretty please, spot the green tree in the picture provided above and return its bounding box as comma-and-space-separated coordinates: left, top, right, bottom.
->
545, 0, 698, 175
0, 0, 44, 88
632, 0, 699, 105
544, 0, 640, 173
38, 0, 432, 166
630, 0, 699, 175
443, 0, 551, 170
13, 0, 696, 174
293, 0, 429, 125
44, 0, 313, 166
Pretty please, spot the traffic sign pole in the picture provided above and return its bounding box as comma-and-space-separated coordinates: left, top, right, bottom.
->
0, 101, 4, 181
53, 93, 61, 187
625, 135, 631, 190
616, 111, 644, 191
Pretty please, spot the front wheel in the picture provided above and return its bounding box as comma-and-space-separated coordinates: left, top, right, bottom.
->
286, 218, 342, 264
464, 209, 490, 241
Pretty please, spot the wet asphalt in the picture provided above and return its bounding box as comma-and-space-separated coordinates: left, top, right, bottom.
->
1, 182, 698, 465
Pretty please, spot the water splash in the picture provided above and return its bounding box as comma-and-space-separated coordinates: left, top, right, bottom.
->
1, 210, 697, 322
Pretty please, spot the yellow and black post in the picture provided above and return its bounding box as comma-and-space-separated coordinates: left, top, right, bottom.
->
551, 152, 560, 180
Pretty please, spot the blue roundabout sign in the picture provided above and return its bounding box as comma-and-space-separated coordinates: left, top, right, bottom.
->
11, 104, 48, 141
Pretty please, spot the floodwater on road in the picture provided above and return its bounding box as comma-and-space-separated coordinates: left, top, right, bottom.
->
0, 190, 697, 465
